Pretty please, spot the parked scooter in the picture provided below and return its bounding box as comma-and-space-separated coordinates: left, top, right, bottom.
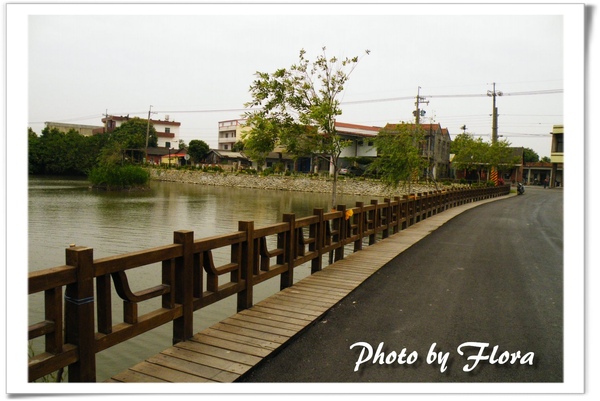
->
517, 182, 525, 195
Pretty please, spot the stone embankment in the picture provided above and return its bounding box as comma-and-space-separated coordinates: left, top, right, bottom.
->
148, 168, 446, 198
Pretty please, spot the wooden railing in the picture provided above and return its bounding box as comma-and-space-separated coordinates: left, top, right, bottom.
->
28, 185, 510, 382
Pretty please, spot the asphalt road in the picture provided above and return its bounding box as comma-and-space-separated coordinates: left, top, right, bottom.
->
237, 186, 563, 383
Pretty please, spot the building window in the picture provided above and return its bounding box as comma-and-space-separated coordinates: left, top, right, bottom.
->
555, 134, 564, 153
165, 127, 170, 134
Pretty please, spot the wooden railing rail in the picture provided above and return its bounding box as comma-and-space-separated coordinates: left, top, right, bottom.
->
28, 185, 510, 382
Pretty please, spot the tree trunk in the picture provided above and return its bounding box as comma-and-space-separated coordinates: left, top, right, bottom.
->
331, 171, 338, 210
330, 154, 339, 209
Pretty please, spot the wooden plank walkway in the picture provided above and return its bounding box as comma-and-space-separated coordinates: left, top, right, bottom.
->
106, 196, 509, 383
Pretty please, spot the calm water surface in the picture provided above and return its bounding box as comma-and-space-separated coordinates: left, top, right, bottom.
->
28, 176, 382, 381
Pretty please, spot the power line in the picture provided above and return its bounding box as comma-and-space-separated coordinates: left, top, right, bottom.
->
341, 89, 562, 105
29, 88, 562, 125
155, 108, 254, 114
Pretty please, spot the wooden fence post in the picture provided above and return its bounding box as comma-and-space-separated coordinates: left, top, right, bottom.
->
281, 214, 295, 290
311, 208, 324, 274
382, 198, 391, 239
354, 202, 364, 251
392, 197, 401, 234
334, 205, 346, 262
369, 200, 378, 245
403, 194, 414, 227
173, 230, 194, 344
237, 221, 254, 311
64, 246, 96, 382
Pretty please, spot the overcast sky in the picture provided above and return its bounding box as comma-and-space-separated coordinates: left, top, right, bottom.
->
20, 3, 579, 158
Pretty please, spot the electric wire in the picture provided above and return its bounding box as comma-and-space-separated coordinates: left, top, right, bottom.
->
28, 89, 562, 126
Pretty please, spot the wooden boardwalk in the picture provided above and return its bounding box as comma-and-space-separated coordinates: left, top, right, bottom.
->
106, 197, 505, 383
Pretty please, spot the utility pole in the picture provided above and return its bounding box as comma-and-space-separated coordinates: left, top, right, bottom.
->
487, 83, 503, 185
103, 110, 109, 133
145, 105, 153, 164
487, 82, 503, 144
413, 86, 428, 124
411, 87, 429, 183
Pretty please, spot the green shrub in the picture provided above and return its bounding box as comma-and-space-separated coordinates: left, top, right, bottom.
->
261, 167, 275, 176
88, 165, 150, 190
202, 165, 224, 173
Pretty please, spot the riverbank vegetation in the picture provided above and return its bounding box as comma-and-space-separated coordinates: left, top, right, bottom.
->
28, 118, 156, 190
28, 127, 109, 176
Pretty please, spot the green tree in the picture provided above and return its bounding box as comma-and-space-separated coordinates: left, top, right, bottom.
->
96, 140, 125, 167
451, 133, 519, 182
450, 133, 489, 182
28, 127, 109, 175
187, 139, 210, 163
523, 147, 540, 163
244, 47, 370, 208
88, 123, 151, 189
541, 156, 551, 163
111, 117, 158, 150
487, 140, 521, 177
370, 123, 428, 193
232, 141, 245, 152
28, 128, 42, 174
31, 127, 87, 175
241, 117, 280, 168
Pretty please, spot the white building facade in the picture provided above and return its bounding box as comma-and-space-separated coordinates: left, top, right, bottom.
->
218, 119, 249, 150
336, 122, 380, 160
98, 115, 181, 148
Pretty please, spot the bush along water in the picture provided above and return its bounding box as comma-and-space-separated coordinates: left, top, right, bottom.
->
88, 164, 150, 191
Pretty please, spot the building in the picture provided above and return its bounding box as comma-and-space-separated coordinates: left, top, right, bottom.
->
422, 124, 452, 179
160, 148, 189, 167
145, 147, 168, 165
501, 147, 525, 183
382, 122, 452, 179
550, 124, 564, 187
336, 122, 380, 160
218, 119, 249, 150
44, 121, 102, 137
228, 120, 382, 173
311, 122, 381, 175
522, 161, 557, 186
94, 115, 181, 148
204, 149, 252, 170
